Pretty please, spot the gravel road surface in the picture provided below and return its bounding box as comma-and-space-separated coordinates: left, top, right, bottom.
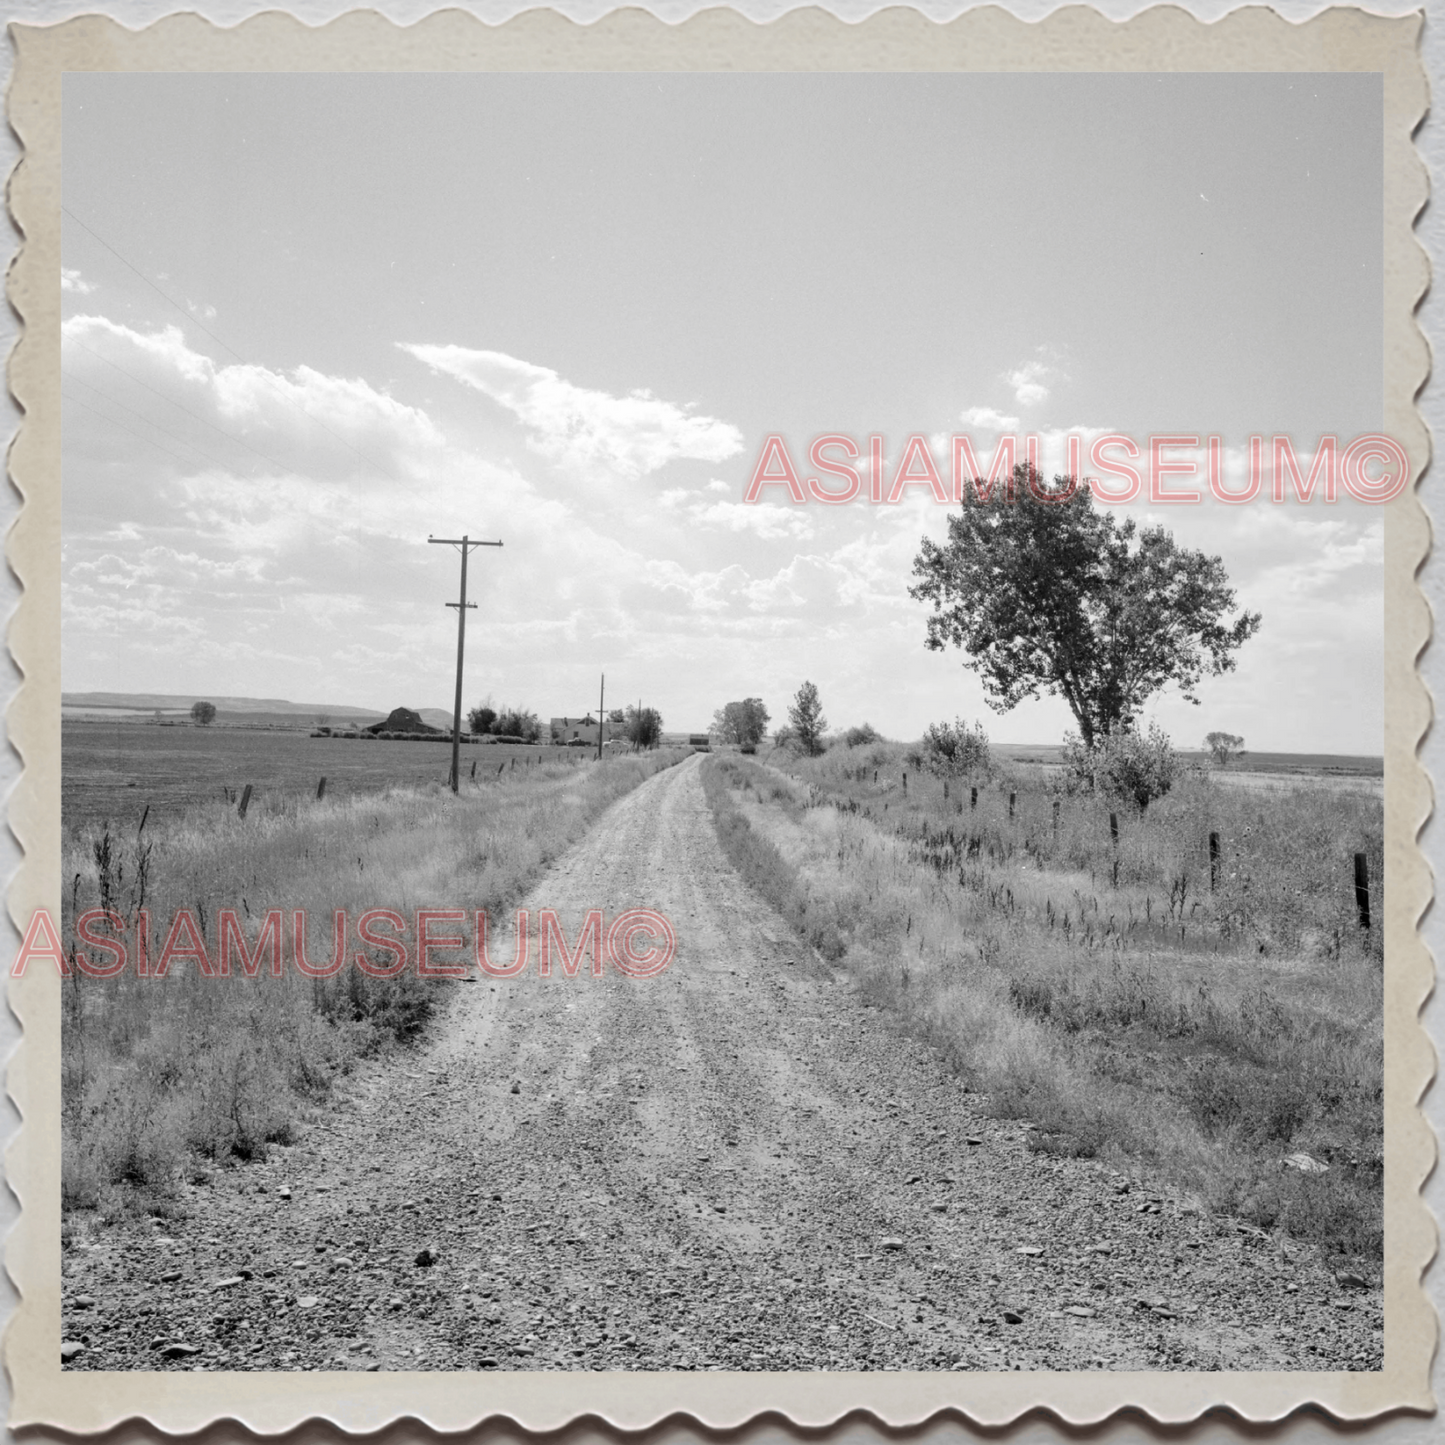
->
63, 755, 1382, 1371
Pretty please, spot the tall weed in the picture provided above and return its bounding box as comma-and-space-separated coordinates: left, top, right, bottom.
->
62, 751, 685, 1215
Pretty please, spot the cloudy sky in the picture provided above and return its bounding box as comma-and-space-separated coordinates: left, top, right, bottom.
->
61, 72, 1384, 751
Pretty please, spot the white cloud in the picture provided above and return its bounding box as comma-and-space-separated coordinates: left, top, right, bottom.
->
61, 267, 96, 295
652, 483, 812, 538
958, 405, 1020, 433
694, 500, 812, 540
62, 315, 446, 487
1004, 360, 1051, 407
400, 343, 744, 480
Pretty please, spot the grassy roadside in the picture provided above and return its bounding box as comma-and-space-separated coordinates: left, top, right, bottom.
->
61, 750, 686, 1217
700, 751, 1383, 1261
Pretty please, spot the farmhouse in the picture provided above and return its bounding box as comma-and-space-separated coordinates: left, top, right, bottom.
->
550, 715, 601, 746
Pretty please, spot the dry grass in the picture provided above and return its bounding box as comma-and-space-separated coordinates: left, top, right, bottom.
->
61, 751, 685, 1217
703, 746, 1383, 1260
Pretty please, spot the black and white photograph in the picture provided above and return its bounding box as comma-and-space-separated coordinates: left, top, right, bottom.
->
16, 12, 1425, 1417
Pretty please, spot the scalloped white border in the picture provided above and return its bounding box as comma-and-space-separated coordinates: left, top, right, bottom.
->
3, 5, 1433, 1434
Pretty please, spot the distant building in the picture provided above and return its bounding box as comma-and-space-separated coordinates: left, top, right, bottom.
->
550, 715, 601, 746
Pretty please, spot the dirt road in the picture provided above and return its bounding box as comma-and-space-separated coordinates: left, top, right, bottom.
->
64, 755, 1381, 1371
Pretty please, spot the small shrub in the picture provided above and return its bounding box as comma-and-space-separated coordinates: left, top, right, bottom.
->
842, 723, 881, 748
921, 717, 991, 777
1063, 723, 1179, 810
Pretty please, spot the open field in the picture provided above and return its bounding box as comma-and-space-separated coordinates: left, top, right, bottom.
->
60, 749, 687, 1218
992, 743, 1381, 776
62, 721, 602, 834
706, 742, 1383, 1259
63, 756, 1380, 1372
991, 745, 1383, 797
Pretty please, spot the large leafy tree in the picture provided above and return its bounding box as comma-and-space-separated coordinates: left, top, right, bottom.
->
909, 464, 1261, 747
625, 705, 664, 749
712, 697, 770, 747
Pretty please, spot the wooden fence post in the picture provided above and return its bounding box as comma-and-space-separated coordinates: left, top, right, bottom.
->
1008, 792, 1016, 821
902, 772, 908, 792
943, 779, 950, 802
1209, 831, 1220, 891
316, 777, 326, 801
1052, 799, 1060, 841
970, 786, 978, 810
238, 784, 253, 820
1354, 853, 1371, 930
1109, 812, 1118, 846
471, 759, 477, 780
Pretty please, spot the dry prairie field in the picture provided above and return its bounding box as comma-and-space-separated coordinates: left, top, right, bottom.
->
59, 749, 689, 1216
59, 730, 1384, 1269
992, 746, 1383, 797
61, 720, 581, 834
706, 744, 1384, 1259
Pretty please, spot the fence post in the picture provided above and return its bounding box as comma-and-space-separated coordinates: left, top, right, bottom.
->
943, 779, 949, 802
1008, 791, 1016, 821
316, 776, 327, 801
1354, 853, 1371, 930
970, 786, 978, 810
238, 784, 253, 820
1209, 831, 1220, 891
903, 772, 908, 793
1109, 812, 1118, 846
471, 759, 477, 780
1052, 799, 1060, 841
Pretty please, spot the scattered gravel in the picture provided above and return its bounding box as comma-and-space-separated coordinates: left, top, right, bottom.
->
61, 758, 1383, 1372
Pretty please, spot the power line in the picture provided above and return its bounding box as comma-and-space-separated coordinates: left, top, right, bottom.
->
63, 205, 239, 360
64, 368, 261, 479
69, 332, 302, 473
63, 204, 409, 487
65, 333, 314, 483
62, 386, 226, 474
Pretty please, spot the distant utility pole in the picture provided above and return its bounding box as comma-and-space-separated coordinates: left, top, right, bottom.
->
428, 533, 502, 793
597, 673, 605, 761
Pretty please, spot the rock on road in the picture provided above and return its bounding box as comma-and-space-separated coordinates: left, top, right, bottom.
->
64, 755, 1381, 1372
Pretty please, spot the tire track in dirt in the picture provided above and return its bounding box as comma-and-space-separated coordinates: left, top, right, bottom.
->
63, 755, 1382, 1371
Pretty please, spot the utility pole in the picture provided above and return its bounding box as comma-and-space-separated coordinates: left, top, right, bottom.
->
596, 673, 605, 761
428, 533, 502, 792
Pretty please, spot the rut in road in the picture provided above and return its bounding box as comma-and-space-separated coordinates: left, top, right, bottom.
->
67, 754, 1381, 1372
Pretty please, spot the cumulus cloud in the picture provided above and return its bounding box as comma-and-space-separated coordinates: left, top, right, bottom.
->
62, 315, 445, 487
958, 405, 1020, 433
694, 500, 812, 540
1004, 360, 1052, 407
61, 267, 96, 295
654, 483, 811, 539
400, 343, 744, 480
